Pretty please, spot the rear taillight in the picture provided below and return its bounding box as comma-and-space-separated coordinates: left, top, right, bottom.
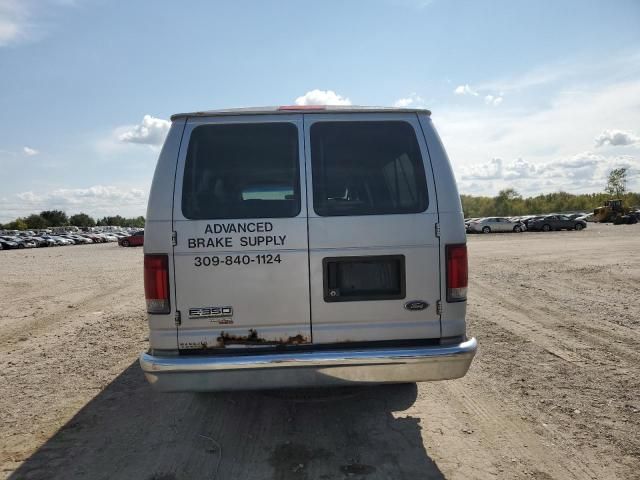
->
446, 244, 468, 302
144, 254, 170, 314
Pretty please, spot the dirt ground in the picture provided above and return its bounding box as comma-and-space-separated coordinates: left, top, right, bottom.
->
1, 223, 639, 480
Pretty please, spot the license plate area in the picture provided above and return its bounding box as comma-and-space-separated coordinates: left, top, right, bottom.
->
323, 255, 406, 302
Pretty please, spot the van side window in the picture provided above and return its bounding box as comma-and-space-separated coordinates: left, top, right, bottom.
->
310, 121, 428, 216
182, 123, 300, 219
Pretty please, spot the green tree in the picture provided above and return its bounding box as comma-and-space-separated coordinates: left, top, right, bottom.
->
69, 213, 96, 227
40, 210, 68, 227
605, 168, 627, 198
5, 218, 29, 230
461, 190, 640, 217
96, 215, 145, 227
126, 216, 146, 228
24, 214, 48, 229
494, 188, 522, 216
97, 215, 125, 226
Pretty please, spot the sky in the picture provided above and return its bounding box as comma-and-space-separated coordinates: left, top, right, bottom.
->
1, 0, 639, 222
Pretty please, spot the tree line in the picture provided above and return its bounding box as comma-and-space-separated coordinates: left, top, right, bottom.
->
0, 210, 145, 230
462, 168, 636, 217
461, 190, 640, 218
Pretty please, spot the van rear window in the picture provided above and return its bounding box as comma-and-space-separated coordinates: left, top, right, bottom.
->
182, 123, 300, 219
310, 121, 428, 216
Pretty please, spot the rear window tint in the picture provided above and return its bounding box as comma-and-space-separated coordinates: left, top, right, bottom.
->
310, 121, 428, 216
182, 123, 300, 219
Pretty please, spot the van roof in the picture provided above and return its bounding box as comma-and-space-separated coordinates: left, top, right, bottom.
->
170, 105, 431, 121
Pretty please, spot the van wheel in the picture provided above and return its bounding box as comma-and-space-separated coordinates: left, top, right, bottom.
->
482, 226, 491, 234
574, 223, 583, 231
121, 240, 130, 247
542, 224, 551, 232
513, 225, 522, 233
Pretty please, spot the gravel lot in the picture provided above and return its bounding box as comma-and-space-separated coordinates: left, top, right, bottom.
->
1, 223, 639, 480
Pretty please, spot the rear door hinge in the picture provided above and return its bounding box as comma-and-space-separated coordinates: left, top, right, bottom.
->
435, 222, 441, 238
174, 310, 181, 326
436, 300, 442, 316
171, 231, 177, 246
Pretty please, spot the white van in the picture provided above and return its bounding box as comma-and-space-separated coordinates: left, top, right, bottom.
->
140, 106, 476, 392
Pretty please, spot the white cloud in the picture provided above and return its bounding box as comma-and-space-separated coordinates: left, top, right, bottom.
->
461, 157, 503, 180
294, 89, 352, 106
23, 146, 39, 156
393, 93, 425, 108
436, 73, 640, 196
454, 84, 478, 96
594, 129, 639, 147
16, 185, 146, 206
477, 66, 565, 94
3, 185, 147, 221
503, 157, 538, 180
484, 94, 503, 106
117, 115, 170, 146
458, 152, 639, 195
0, 0, 28, 46
0, 0, 77, 47
455, 85, 504, 105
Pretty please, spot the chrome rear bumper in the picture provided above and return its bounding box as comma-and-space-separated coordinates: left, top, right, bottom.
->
139, 337, 477, 392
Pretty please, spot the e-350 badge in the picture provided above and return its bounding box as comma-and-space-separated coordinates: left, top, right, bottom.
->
189, 306, 234, 323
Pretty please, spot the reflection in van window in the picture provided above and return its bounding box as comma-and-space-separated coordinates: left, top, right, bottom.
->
182, 123, 300, 219
311, 121, 428, 216
242, 185, 294, 201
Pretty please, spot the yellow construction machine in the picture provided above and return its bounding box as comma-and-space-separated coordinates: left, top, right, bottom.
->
593, 199, 638, 224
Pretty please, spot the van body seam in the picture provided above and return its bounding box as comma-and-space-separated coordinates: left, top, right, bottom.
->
302, 114, 314, 343
171, 119, 188, 346
416, 114, 442, 338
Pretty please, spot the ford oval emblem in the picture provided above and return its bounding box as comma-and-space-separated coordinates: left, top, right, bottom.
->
405, 300, 429, 311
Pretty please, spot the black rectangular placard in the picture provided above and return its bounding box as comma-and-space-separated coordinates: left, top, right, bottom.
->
323, 255, 406, 302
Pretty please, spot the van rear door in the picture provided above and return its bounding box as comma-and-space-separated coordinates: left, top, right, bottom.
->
172, 116, 311, 350
304, 114, 441, 343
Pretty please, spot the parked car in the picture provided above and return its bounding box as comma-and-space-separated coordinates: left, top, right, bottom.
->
71, 234, 93, 244
464, 218, 480, 232
467, 217, 524, 233
59, 234, 92, 244
519, 215, 543, 228
576, 213, 595, 222
0, 236, 36, 248
26, 236, 54, 247
139, 105, 477, 392
43, 235, 73, 245
80, 233, 103, 243
118, 230, 144, 247
0, 238, 20, 249
527, 215, 587, 232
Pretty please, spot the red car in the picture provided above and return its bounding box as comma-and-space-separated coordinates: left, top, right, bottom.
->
118, 230, 144, 247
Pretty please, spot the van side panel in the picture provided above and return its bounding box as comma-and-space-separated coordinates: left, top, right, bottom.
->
418, 114, 467, 338
144, 118, 186, 351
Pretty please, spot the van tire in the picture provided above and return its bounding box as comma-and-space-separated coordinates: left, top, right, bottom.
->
482, 226, 491, 234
